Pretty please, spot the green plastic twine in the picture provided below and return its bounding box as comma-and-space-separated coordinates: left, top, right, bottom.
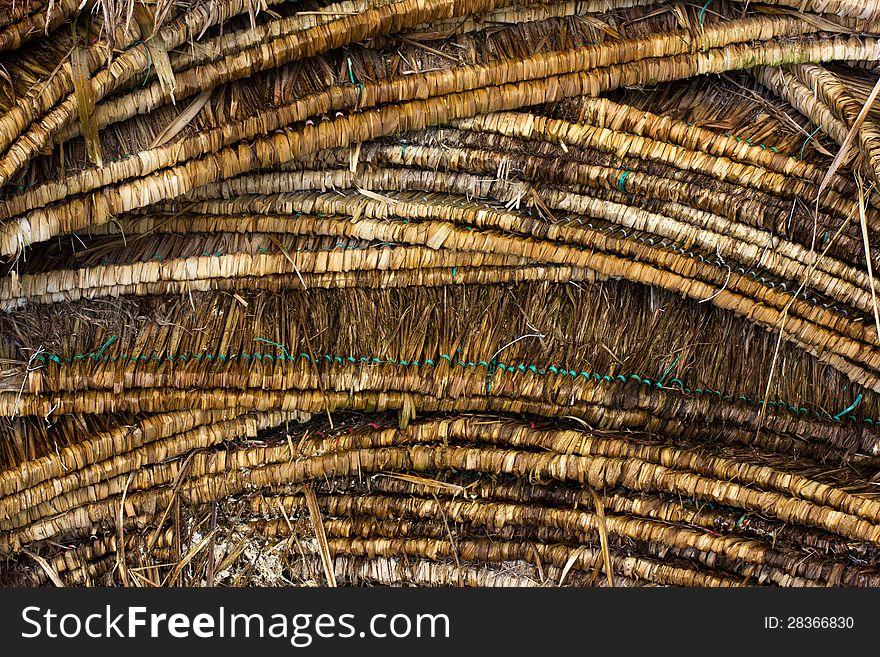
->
798, 125, 823, 160
833, 393, 862, 421
36, 340, 870, 427
254, 337, 292, 360
698, 0, 713, 26
657, 355, 681, 387
139, 41, 152, 86
618, 171, 633, 194
91, 335, 117, 360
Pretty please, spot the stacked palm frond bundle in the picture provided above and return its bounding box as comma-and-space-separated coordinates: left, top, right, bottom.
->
1, 0, 880, 587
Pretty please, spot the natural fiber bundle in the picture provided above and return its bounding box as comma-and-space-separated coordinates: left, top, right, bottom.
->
5, 414, 880, 586
1, 0, 880, 588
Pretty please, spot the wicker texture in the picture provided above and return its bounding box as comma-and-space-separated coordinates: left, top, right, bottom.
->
0, 0, 879, 587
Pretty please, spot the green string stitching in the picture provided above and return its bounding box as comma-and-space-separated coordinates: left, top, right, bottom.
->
657, 354, 680, 387
833, 393, 862, 422
254, 337, 291, 359
138, 41, 152, 86
92, 335, 118, 359
698, 0, 713, 26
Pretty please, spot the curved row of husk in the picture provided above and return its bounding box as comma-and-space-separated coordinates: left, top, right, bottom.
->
4, 414, 880, 587
4, 29, 879, 256
0, 280, 874, 459
3, 0, 880, 589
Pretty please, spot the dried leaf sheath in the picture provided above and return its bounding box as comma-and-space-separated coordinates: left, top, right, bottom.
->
1, 1, 880, 588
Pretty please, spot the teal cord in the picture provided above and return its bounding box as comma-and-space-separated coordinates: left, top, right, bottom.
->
137, 41, 152, 86
34, 341, 870, 427
657, 354, 681, 387
833, 393, 862, 421
255, 337, 291, 359
698, 0, 713, 26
